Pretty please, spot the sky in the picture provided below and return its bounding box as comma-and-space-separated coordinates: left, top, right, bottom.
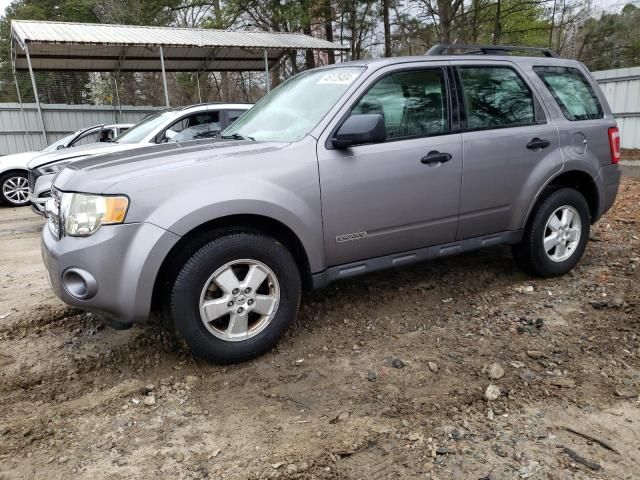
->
592, 0, 637, 12
0, 0, 10, 17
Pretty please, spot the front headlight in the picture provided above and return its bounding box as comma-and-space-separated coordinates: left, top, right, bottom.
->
60, 192, 129, 236
36, 160, 73, 176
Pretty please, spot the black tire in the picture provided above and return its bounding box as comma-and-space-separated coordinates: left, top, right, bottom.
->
0, 171, 29, 207
513, 187, 590, 278
168, 231, 301, 364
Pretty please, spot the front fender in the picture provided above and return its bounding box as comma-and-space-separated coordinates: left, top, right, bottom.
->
0, 151, 38, 172
150, 179, 325, 272
112, 138, 325, 273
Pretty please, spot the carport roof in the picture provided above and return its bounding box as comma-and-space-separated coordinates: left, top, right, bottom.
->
10, 20, 347, 72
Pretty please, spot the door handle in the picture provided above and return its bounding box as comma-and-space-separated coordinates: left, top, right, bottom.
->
526, 138, 551, 150
421, 151, 452, 164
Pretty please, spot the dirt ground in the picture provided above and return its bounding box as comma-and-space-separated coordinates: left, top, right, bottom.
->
622, 149, 640, 161
0, 176, 639, 480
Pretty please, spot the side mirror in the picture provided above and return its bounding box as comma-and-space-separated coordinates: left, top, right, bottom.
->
332, 114, 386, 149
56, 145, 65, 150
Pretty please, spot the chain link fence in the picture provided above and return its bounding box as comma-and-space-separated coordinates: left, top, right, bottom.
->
0, 69, 273, 155
0, 69, 267, 106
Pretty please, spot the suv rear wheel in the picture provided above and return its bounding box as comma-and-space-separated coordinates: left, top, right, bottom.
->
513, 187, 590, 277
168, 231, 301, 364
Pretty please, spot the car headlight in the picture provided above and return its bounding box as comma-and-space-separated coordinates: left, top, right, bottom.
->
36, 160, 73, 176
59, 192, 129, 237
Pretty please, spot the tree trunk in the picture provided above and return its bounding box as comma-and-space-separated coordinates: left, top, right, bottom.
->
270, 68, 280, 89
493, 0, 501, 45
548, 0, 557, 48
324, 1, 335, 64
350, 4, 357, 59
302, 1, 315, 70
437, 0, 452, 44
212, 0, 228, 102
383, 0, 392, 57
555, 0, 567, 53
471, 0, 480, 43
269, 0, 282, 87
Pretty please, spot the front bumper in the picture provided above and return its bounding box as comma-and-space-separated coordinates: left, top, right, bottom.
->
29, 173, 54, 216
41, 221, 180, 323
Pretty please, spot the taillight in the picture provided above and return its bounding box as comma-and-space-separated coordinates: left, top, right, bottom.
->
608, 127, 621, 164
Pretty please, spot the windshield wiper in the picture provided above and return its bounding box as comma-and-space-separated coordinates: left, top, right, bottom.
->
221, 133, 255, 141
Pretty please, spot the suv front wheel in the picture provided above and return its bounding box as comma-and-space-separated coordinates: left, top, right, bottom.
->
168, 231, 301, 364
513, 188, 591, 277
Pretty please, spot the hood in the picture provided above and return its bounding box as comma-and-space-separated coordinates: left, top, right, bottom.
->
54, 139, 287, 194
28, 142, 143, 169
0, 151, 40, 169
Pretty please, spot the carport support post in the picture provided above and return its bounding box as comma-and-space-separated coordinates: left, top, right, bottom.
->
159, 46, 170, 107
24, 44, 47, 146
196, 72, 202, 103
13, 71, 34, 151
264, 49, 270, 93
113, 75, 122, 124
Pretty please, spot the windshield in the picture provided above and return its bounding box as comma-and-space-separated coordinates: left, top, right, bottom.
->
43, 132, 77, 152
114, 111, 176, 144
223, 67, 365, 142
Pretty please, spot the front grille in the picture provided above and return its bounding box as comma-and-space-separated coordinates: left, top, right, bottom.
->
28, 170, 36, 191
28, 169, 44, 194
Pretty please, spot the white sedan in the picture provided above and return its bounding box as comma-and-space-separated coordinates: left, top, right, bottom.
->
28, 103, 251, 214
0, 124, 131, 207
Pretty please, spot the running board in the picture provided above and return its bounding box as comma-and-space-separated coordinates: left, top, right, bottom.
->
311, 230, 522, 289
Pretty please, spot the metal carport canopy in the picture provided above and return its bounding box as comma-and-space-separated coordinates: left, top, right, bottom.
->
10, 20, 347, 72
9, 20, 347, 141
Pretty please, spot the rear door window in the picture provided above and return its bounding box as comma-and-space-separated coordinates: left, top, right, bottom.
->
533, 66, 603, 121
457, 66, 536, 130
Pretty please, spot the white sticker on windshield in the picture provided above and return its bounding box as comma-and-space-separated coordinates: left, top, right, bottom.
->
317, 72, 359, 85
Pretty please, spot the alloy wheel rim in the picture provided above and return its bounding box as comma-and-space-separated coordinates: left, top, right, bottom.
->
2, 176, 29, 205
543, 205, 582, 262
198, 259, 280, 342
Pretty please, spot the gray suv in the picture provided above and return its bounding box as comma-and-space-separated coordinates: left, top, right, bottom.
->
41, 45, 621, 364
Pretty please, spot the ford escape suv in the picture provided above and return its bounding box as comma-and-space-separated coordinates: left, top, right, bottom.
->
41, 44, 621, 364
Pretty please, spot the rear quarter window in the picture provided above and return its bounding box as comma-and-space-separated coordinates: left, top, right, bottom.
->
534, 66, 603, 121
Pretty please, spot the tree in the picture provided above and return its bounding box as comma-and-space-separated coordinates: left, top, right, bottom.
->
323, 1, 335, 64
1, 0, 628, 106
94, 0, 179, 26
301, 0, 316, 69
383, 0, 391, 57
0, 0, 100, 103
417, 0, 465, 44
577, 4, 640, 70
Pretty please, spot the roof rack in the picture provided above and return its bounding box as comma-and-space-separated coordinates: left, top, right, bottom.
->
426, 43, 559, 58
